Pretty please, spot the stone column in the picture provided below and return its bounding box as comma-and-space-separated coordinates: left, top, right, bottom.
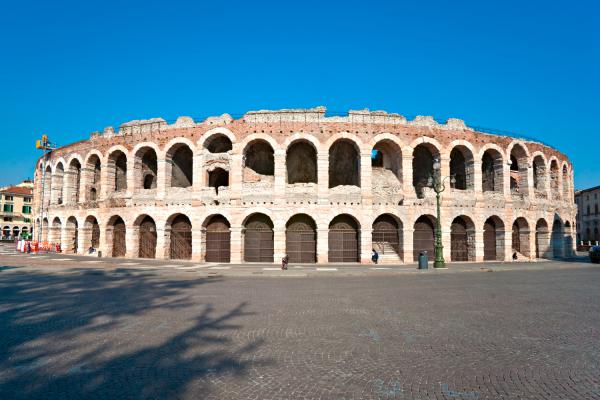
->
156, 159, 167, 199
77, 227, 88, 255
126, 157, 135, 196
472, 161, 482, 193
402, 226, 414, 264
503, 228, 513, 261
360, 152, 373, 206
274, 150, 286, 205
155, 227, 166, 260
401, 154, 414, 199
273, 224, 286, 263
360, 227, 372, 264
192, 226, 202, 262
474, 226, 484, 262
317, 153, 329, 205
316, 227, 328, 263
230, 226, 243, 263
230, 154, 243, 206
63, 171, 74, 205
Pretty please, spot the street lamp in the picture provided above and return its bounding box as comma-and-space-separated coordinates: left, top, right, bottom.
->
426, 156, 455, 268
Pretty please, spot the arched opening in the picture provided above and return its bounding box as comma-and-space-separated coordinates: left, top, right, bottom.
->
243, 213, 274, 262
205, 134, 233, 153
594, 226, 600, 242
168, 214, 192, 260
413, 215, 436, 261
372, 214, 403, 262
329, 139, 360, 188
535, 219, 550, 259
550, 160, 560, 199
50, 217, 62, 244
532, 156, 547, 193
108, 216, 126, 257
564, 221, 573, 257
66, 159, 82, 203
3, 226, 10, 239
552, 218, 564, 258
204, 215, 231, 262
483, 216, 505, 261
562, 165, 569, 200
509, 144, 528, 194
208, 168, 229, 194
286, 214, 317, 263
481, 149, 503, 193
167, 144, 193, 188
86, 155, 101, 202
66, 217, 78, 253
328, 214, 360, 262
287, 141, 317, 184
12, 227, 20, 239
43, 166, 52, 207
54, 163, 64, 204
41, 218, 49, 242
135, 147, 157, 190
136, 215, 157, 259
84, 216, 100, 250
449, 146, 474, 190
450, 216, 475, 261
413, 143, 440, 198
512, 217, 530, 258
243, 140, 274, 184
108, 151, 127, 192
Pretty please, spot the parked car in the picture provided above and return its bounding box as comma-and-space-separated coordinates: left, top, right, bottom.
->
590, 246, 600, 264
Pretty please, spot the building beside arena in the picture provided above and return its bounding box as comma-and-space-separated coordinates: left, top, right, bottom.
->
1, 180, 33, 240
575, 185, 600, 246
32, 107, 576, 264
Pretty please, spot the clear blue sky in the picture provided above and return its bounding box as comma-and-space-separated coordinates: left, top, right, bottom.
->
1, 0, 598, 188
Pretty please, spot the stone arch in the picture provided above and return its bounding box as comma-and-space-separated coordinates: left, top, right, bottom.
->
165, 142, 194, 188
564, 220, 573, 257
329, 139, 361, 188
243, 213, 274, 262
481, 148, 504, 193
286, 214, 317, 263
43, 165, 53, 208
562, 163, 570, 200
106, 215, 126, 257
50, 216, 62, 244
483, 215, 505, 261
85, 153, 102, 202
166, 213, 193, 260
372, 213, 403, 262
203, 133, 233, 153
412, 142, 441, 198
449, 144, 474, 190
509, 143, 529, 194
65, 216, 79, 254
106, 148, 128, 192
133, 145, 158, 190
135, 214, 157, 259
450, 215, 476, 261
65, 157, 82, 204
203, 214, 231, 263
371, 139, 402, 186
512, 217, 531, 258
535, 218, 550, 259
287, 139, 317, 184
199, 127, 237, 150
532, 153, 548, 193
41, 217, 49, 242
328, 214, 360, 262
243, 139, 275, 184
53, 162, 65, 204
83, 215, 101, 251
283, 133, 322, 152
549, 158, 560, 199
413, 214, 436, 261
551, 217, 564, 258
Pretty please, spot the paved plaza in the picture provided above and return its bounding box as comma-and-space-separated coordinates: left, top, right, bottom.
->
0, 250, 599, 399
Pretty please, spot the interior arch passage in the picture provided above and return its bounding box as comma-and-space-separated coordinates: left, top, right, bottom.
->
450, 216, 475, 261
135, 147, 158, 190
287, 141, 317, 184
168, 144, 193, 188
110, 217, 126, 257
286, 214, 317, 263
412, 144, 439, 198
205, 215, 231, 263
243, 214, 274, 262
512, 217, 530, 258
535, 219, 549, 259
449, 146, 474, 190
372, 214, 403, 261
329, 140, 360, 188
481, 149, 503, 193
170, 214, 192, 260
328, 214, 359, 262
483, 216, 505, 261
413, 215, 435, 261
205, 134, 232, 153
138, 216, 157, 259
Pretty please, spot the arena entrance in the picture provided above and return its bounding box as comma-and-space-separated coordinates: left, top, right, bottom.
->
244, 214, 274, 262
111, 217, 126, 257
483, 216, 505, 261
169, 215, 192, 260
328, 215, 359, 262
205, 215, 231, 263
535, 219, 549, 258
66, 217, 78, 254
512, 217, 530, 258
413, 215, 435, 261
450, 216, 475, 262
286, 214, 317, 263
372, 214, 402, 262
138, 216, 157, 259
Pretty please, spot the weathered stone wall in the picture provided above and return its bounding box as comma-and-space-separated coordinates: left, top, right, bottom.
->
32, 107, 577, 263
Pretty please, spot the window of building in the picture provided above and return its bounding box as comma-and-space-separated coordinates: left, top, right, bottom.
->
22, 205, 32, 214
3, 217, 12, 222
587, 205, 591, 215
3, 204, 13, 213
24, 197, 32, 203
23, 218, 31, 223
4, 195, 13, 201
596, 204, 599, 215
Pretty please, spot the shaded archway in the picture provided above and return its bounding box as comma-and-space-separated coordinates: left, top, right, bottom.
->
50, 217, 62, 244
552, 218, 564, 258
107, 216, 126, 257
450, 216, 475, 261
204, 215, 231, 263
550, 160, 560, 199
328, 214, 360, 262
54, 162, 64, 204
43, 165, 52, 207
84, 216, 100, 250
449, 146, 474, 190
134, 147, 158, 190
535, 219, 550, 259
41, 218, 49, 242
329, 139, 360, 188
483, 216, 505, 261
12, 227, 20, 239
287, 141, 317, 184
512, 217, 530, 258
167, 144, 193, 188
413, 143, 440, 198
243, 213, 274, 262
372, 214, 403, 262
413, 215, 436, 261
66, 216, 78, 254
562, 165, 570, 200
168, 214, 192, 260
108, 150, 127, 192
481, 149, 504, 193
509, 144, 528, 194
66, 159, 82, 203
243, 140, 274, 183
204, 134, 232, 153
532, 156, 547, 193
137, 215, 157, 259
86, 155, 102, 202
371, 140, 402, 189
286, 214, 317, 263
208, 168, 229, 194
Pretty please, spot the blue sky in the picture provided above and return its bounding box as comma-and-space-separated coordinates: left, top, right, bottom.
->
1, 0, 598, 188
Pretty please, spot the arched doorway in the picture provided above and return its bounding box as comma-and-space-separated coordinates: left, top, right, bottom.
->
512, 217, 530, 258
329, 140, 360, 188
483, 216, 505, 261
66, 217, 78, 253
552, 219, 563, 258
328, 215, 359, 262
84, 216, 100, 250
287, 141, 317, 184
413, 144, 440, 198
413, 215, 435, 261
535, 219, 549, 258
205, 215, 231, 262
243, 214, 274, 262
286, 214, 317, 263
138, 216, 157, 259
450, 216, 475, 261
167, 144, 193, 188
372, 214, 403, 262
169, 214, 192, 260
110, 217, 126, 257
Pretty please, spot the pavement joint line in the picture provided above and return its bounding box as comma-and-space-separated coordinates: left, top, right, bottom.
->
316, 268, 338, 271
119, 262, 140, 266
157, 264, 182, 268
209, 266, 231, 270
192, 265, 210, 268
53, 258, 76, 261
176, 266, 202, 270
371, 267, 391, 270
262, 267, 281, 271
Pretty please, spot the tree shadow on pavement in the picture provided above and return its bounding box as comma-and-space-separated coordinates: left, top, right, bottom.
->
0, 269, 267, 399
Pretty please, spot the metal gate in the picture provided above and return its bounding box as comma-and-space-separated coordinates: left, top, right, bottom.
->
170, 215, 192, 260
112, 219, 126, 257
286, 215, 316, 263
512, 223, 521, 253
206, 216, 231, 262
451, 219, 468, 261
372, 215, 401, 259
483, 220, 497, 260
328, 216, 359, 262
413, 217, 434, 261
139, 217, 157, 259
91, 222, 100, 248
244, 215, 274, 262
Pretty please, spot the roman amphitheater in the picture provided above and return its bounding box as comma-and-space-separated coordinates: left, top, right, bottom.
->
32, 107, 576, 264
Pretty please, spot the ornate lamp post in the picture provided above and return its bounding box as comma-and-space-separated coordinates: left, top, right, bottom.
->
427, 156, 455, 268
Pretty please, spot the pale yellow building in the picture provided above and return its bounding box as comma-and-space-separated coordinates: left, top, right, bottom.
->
0, 181, 34, 239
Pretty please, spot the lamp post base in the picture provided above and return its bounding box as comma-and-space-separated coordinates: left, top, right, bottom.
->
433, 260, 446, 268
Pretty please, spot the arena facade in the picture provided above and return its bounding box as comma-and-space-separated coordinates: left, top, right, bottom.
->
32, 107, 576, 264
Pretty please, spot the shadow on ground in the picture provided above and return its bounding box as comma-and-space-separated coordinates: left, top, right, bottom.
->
0, 269, 266, 399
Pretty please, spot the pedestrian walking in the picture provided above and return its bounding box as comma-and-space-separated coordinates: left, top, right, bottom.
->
281, 254, 289, 270
372, 249, 379, 264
